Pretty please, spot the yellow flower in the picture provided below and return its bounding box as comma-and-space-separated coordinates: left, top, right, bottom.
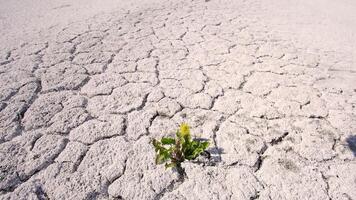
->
179, 123, 190, 138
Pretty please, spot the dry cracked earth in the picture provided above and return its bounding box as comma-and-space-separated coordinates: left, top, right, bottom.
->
0, 0, 356, 199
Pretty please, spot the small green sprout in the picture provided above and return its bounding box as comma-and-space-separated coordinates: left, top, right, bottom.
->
152, 123, 210, 173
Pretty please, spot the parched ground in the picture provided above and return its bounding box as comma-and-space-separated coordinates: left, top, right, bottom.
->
0, 0, 355, 199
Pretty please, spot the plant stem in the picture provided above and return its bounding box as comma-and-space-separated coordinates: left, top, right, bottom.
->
176, 163, 186, 178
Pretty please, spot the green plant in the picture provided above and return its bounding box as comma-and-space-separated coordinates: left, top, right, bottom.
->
152, 123, 210, 173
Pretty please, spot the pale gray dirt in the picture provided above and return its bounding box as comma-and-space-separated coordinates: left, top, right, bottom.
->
0, 0, 356, 199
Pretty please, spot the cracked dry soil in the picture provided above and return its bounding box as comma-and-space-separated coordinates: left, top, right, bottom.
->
0, 0, 355, 199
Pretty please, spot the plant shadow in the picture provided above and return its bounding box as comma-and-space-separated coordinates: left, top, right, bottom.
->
346, 135, 356, 157
207, 146, 224, 164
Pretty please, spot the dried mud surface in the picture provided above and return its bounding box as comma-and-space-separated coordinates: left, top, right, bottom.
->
0, 0, 355, 199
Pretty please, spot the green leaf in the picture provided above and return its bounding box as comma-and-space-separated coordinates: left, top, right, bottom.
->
152, 139, 162, 152
161, 137, 175, 145
155, 153, 165, 164
165, 162, 176, 169
184, 140, 210, 160
192, 148, 204, 159
156, 149, 170, 164
201, 141, 210, 149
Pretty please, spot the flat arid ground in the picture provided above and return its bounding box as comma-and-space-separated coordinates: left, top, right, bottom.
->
0, 0, 355, 199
